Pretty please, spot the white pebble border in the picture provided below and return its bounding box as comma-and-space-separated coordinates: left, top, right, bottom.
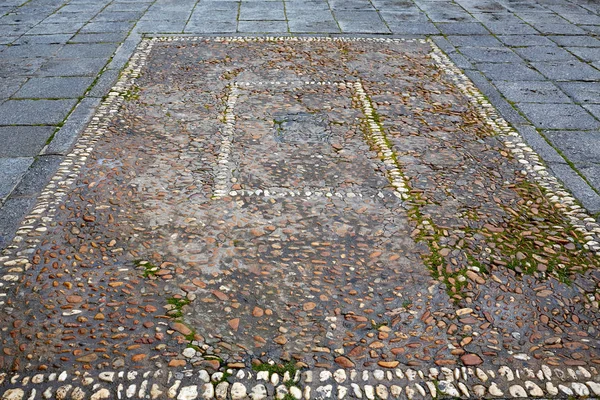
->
0, 38, 155, 309
0, 364, 599, 399
427, 38, 600, 257
212, 84, 239, 199
0, 36, 599, 398
212, 79, 398, 201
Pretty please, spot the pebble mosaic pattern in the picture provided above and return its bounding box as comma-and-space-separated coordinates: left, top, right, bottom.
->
0, 36, 599, 398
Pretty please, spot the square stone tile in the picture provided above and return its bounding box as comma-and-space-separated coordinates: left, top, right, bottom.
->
496, 35, 555, 47
561, 12, 600, 25
1, 43, 63, 58
184, 21, 237, 34
513, 46, 577, 62
435, 22, 489, 35
135, 20, 187, 33
240, 2, 286, 20
26, 22, 86, 35
0, 76, 27, 99
79, 21, 135, 33
447, 35, 502, 47
0, 157, 33, 201
558, 82, 600, 103
334, 11, 390, 33
13, 76, 94, 99
578, 164, 600, 194
0, 126, 54, 157
329, 0, 375, 11
386, 21, 439, 35
92, 11, 144, 22
484, 22, 538, 35
545, 130, 600, 163
459, 47, 522, 63
549, 35, 600, 47
531, 22, 587, 35
583, 104, 600, 119
517, 103, 600, 129
68, 32, 129, 43
55, 43, 118, 59
0, 57, 45, 77
237, 20, 289, 33
566, 47, 600, 62
493, 81, 572, 104
531, 60, 600, 81
0, 99, 78, 125
288, 18, 341, 33
38, 58, 107, 77
476, 62, 546, 81
14, 34, 72, 45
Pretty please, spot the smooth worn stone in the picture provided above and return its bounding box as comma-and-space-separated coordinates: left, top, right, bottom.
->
177, 386, 198, 400
231, 382, 247, 400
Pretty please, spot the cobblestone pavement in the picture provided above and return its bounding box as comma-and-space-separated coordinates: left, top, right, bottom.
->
1, 1, 600, 400
2, 0, 600, 251
0, 35, 599, 398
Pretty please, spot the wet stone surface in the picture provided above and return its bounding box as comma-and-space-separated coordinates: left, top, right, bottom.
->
0, 37, 600, 390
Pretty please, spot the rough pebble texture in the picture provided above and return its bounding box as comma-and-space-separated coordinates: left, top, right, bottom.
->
0, 37, 599, 398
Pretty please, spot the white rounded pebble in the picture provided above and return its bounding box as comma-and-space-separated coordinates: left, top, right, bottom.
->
545, 382, 558, 396
375, 384, 388, 399
198, 371, 210, 383
351, 383, 362, 398
572, 382, 590, 396
231, 382, 247, 400
489, 382, 504, 397
320, 371, 332, 382
390, 385, 402, 397
177, 386, 198, 400
316, 385, 332, 399
473, 385, 486, 397
476, 368, 488, 382
334, 369, 347, 383
509, 385, 527, 397
200, 383, 214, 399
364, 385, 375, 400
99, 372, 115, 383
337, 386, 348, 399
289, 386, 302, 399
71, 387, 85, 400
182, 348, 196, 358
215, 382, 229, 400
256, 371, 269, 381
499, 366, 514, 381
271, 373, 280, 386
249, 384, 267, 400
587, 381, 600, 396
90, 389, 110, 400
559, 384, 573, 396
525, 381, 544, 397
2, 388, 25, 400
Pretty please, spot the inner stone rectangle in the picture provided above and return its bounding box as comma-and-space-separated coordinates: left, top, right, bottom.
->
231, 84, 387, 194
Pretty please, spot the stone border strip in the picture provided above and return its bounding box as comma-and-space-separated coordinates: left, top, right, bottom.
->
0, 38, 156, 308
212, 84, 239, 199
212, 79, 395, 201
426, 38, 600, 257
0, 364, 599, 399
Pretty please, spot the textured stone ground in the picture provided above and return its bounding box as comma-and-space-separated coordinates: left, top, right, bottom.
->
0, 36, 599, 399
2, 0, 600, 252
